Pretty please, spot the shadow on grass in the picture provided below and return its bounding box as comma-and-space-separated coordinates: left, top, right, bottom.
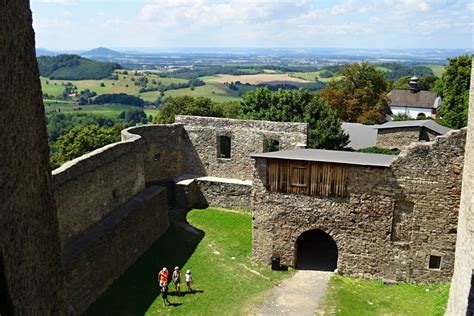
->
84, 223, 204, 316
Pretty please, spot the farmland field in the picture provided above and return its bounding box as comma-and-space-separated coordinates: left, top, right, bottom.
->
40, 72, 187, 100
165, 81, 258, 102
291, 71, 342, 83
422, 64, 446, 77
208, 73, 311, 85
45, 103, 159, 118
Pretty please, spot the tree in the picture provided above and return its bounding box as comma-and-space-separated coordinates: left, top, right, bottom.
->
437, 55, 472, 129
50, 125, 121, 168
153, 96, 223, 124
241, 87, 348, 149
393, 75, 439, 91
319, 62, 389, 123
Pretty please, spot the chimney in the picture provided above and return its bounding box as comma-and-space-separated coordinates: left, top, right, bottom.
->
409, 76, 419, 93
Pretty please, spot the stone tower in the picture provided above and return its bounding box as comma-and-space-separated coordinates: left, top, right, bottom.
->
0, 0, 66, 314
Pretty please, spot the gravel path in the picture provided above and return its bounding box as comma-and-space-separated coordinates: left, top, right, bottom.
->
254, 270, 333, 316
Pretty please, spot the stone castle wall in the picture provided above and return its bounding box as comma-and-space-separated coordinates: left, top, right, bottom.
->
376, 127, 421, 149
252, 129, 465, 283
52, 134, 145, 247
446, 65, 474, 315
176, 115, 308, 180
376, 127, 441, 150
63, 186, 169, 315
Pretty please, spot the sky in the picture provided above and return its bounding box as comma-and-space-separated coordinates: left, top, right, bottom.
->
31, 0, 473, 50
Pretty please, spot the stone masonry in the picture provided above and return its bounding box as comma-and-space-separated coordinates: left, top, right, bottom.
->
176, 115, 308, 180
446, 63, 474, 315
0, 2, 66, 314
252, 129, 465, 283
376, 126, 440, 149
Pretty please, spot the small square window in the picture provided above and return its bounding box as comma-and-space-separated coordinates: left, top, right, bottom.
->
264, 139, 280, 152
429, 255, 441, 269
217, 136, 231, 159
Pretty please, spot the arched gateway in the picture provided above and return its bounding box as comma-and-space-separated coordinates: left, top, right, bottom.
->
295, 230, 338, 271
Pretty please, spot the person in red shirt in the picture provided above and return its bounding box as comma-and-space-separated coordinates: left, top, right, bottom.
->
158, 267, 169, 289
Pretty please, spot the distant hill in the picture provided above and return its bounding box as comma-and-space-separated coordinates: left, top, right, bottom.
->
36, 48, 58, 56
38, 54, 122, 80
81, 47, 123, 57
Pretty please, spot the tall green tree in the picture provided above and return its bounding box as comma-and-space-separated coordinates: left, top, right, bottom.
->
319, 62, 389, 123
241, 87, 348, 149
50, 125, 121, 168
437, 55, 472, 129
153, 96, 223, 123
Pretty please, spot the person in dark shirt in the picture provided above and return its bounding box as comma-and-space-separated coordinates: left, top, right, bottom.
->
161, 283, 171, 307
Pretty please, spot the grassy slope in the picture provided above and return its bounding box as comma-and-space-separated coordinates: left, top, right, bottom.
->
422, 64, 446, 77
45, 103, 159, 118
40, 72, 187, 101
165, 81, 251, 102
85, 208, 292, 315
322, 275, 450, 316
291, 71, 342, 83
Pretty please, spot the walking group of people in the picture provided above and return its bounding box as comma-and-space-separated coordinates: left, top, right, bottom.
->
157, 266, 193, 306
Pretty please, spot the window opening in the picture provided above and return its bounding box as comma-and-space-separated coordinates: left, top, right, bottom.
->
217, 136, 231, 159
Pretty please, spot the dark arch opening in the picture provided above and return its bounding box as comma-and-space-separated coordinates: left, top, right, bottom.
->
295, 230, 338, 271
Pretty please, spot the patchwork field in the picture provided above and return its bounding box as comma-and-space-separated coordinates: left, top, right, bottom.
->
40, 72, 187, 101
290, 71, 342, 83
208, 73, 311, 85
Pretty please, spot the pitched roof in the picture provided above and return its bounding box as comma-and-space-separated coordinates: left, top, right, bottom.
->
251, 149, 395, 167
388, 89, 439, 109
374, 119, 451, 134
341, 122, 378, 149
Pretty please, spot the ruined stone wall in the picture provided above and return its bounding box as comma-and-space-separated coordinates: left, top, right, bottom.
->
446, 65, 474, 315
63, 186, 169, 315
176, 116, 308, 180
376, 127, 421, 149
253, 129, 465, 283
0, 1, 66, 313
195, 177, 252, 211
123, 124, 187, 184
390, 129, 465, 282
52, 135, 145, 247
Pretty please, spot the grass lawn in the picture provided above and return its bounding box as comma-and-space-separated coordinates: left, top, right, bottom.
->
85, 208, 293, 315
321, 275, 450, 316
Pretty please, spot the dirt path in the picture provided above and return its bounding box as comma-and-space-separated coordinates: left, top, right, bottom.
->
254, 270, 333, 316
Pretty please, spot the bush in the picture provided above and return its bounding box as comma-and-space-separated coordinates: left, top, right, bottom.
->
93, 93, 145, 107
357, 147, 400, 155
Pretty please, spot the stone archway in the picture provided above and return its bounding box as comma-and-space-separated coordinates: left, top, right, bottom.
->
295, 229, 338, 271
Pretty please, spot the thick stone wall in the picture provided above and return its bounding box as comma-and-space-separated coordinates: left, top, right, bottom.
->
63, 186, 169, 315
195, 177, 252, 211
52, 135, 145, 247
176, 177, 252, 211
123, 124, 187, 184
176, 116, 308, 180
446, 65, 474, 315
0, 1, 66, 313
252, 129, 465, 283
376, 127, 422, 149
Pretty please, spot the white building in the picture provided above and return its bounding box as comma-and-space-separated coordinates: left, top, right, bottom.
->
387, 76, 441, 119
